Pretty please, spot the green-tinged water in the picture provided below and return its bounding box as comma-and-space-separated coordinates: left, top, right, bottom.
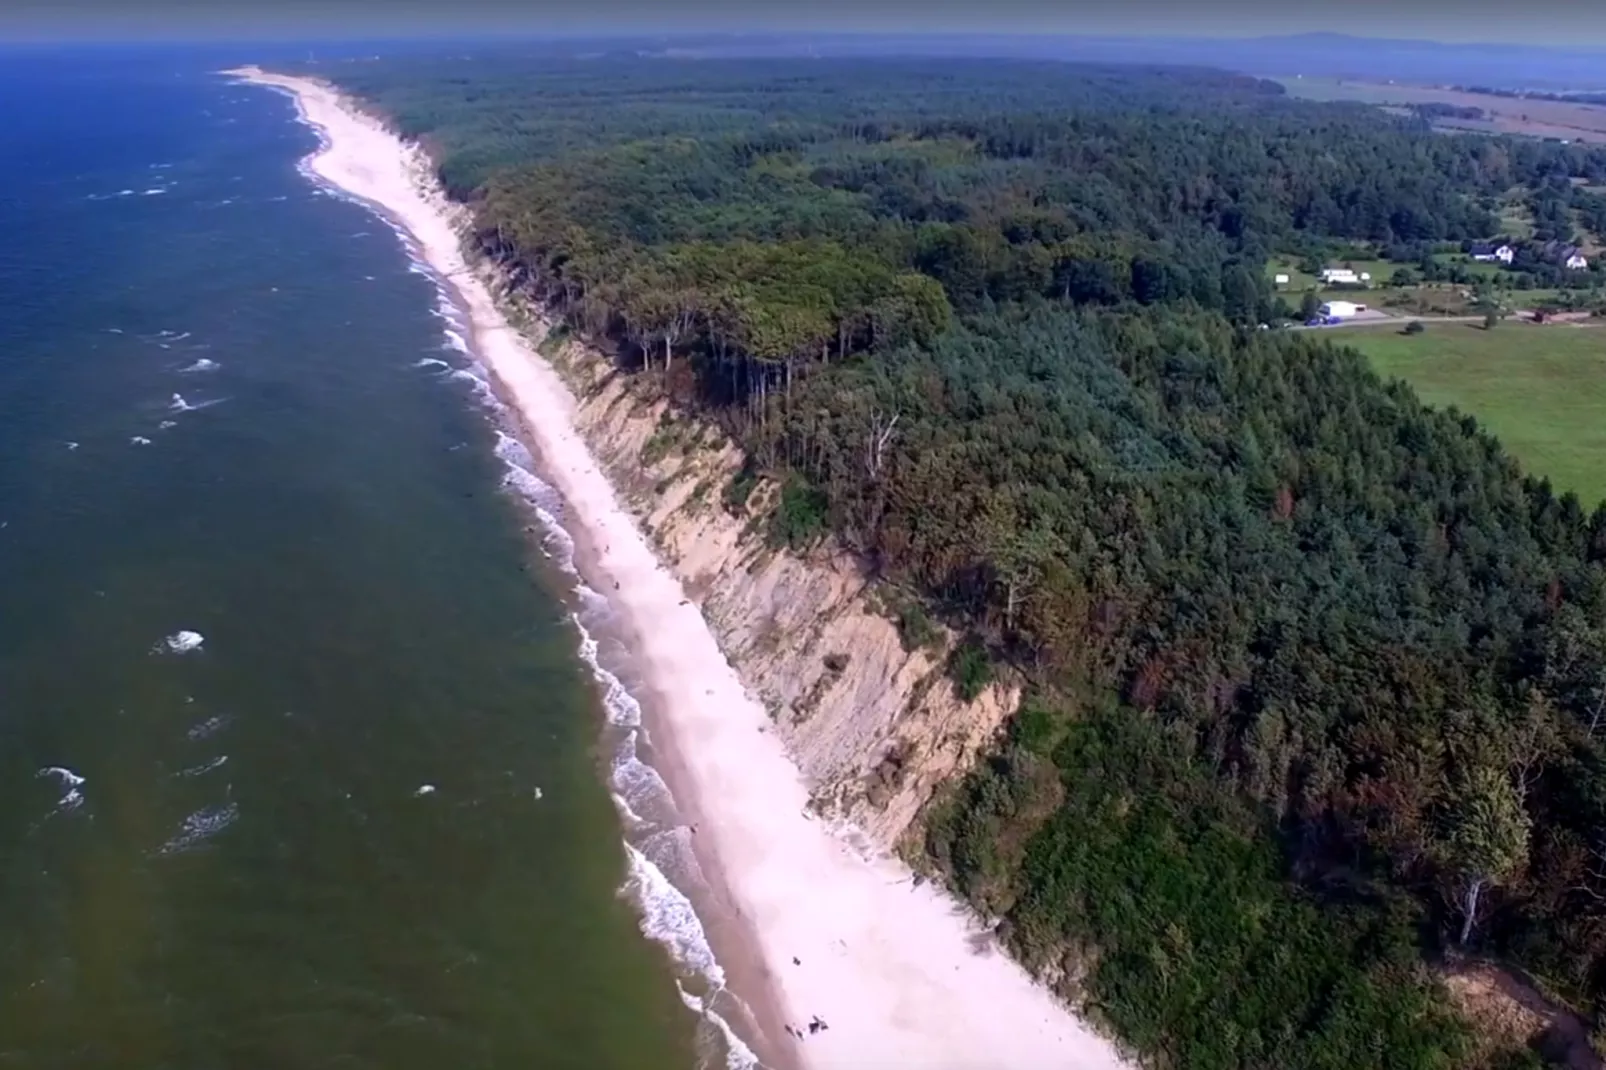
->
0, 48, 696, 1069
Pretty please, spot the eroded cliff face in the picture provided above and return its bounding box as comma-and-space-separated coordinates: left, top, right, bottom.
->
525, 326, 1018, 854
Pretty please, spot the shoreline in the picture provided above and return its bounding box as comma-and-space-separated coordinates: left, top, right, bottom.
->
225, 65, 1134, 1070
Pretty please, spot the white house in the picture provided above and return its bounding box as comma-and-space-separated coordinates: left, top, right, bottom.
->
1319, 300, 1367, 319
1540, 240, 1589, 270
1471, 242, 1515, 264
1274, 273, 1291, 286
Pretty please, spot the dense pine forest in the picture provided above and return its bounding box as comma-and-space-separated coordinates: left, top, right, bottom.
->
323, 51, 1606, 1068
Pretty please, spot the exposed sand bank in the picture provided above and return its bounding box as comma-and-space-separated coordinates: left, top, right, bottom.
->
225, 65, 1133, 1070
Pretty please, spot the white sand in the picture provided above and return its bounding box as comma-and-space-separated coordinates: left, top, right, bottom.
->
227, 66, 1134, 1070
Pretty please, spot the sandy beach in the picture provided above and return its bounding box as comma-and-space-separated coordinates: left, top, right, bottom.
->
226, 65, 1133, 1070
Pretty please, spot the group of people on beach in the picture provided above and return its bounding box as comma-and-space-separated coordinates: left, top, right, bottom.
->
783, 1015, 829, 1041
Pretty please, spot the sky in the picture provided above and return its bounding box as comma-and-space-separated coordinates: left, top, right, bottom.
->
6, 0, 1606, 48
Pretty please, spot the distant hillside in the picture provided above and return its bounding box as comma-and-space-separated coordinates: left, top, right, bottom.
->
467, 31, 1606, 92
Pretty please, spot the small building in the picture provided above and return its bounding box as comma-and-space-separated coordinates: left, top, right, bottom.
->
1470, 242, 1515, 264
1319, 300, 1367, 319
1539, 239, 1589, 270
1273, 273, 1291, 286
1319, 267, 1360, 285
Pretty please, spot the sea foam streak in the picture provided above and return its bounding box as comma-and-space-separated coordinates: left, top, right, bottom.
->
175, 755, 228, 778
156, 802, 238, 855
186, 714, 231, 741
157, 630, 204, 654
37, 767, 86, 814
228, 67, 1131, 1070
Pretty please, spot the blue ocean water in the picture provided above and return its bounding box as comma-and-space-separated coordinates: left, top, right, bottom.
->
0, 47, 698, 1068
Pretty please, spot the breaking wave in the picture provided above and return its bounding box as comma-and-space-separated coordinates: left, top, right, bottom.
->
156, 630, 204, 654
37, 766, 86, 814
156, 802, 238, 855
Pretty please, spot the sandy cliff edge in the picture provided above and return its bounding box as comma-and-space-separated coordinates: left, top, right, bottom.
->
224, 64, 1133, 1070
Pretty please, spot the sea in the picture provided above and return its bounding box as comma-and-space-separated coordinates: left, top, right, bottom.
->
0, 45, 735, 1069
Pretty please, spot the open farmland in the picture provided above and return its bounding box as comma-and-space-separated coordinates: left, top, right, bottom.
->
1275, 77, 1606, 142
1344, 322, 1606, 505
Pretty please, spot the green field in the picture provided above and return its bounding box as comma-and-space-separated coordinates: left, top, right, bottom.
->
1344, 323, 1606, 506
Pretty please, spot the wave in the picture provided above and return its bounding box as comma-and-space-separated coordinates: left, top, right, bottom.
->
413, 357, 450, 371
156, 801, 238, 855
447, 368, 499, 411
175, 755, 228, 778
179, 358, 219, 373
186, 714, 231, 741
130, 436, 152, 446
36, 766, 86, 814
622, 841, 725, 987
156, 630, 204, 654
169, 392, 226, 413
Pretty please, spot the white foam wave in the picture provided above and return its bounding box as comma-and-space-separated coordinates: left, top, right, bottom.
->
142, 187, 168, 196
442, 328, 470, 353
622, 842, 725, 988
679, 985, 764, 1070
156, 802, 238, 855
175, 755, 228, 778
130, 436, 152, 446
492, 432, 578, 568
169, 393, 226, 412
159, 420, 178, 430
157, 630, 204, 654
186, 714, 231, 741
413, 357, 449, 370
179, 358, 219, 373
446, 368, 499, 410
572, 618, 642, 730
37, 767, 86, 814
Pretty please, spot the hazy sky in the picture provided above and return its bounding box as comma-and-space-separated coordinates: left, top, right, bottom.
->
5, 0, 1606, 48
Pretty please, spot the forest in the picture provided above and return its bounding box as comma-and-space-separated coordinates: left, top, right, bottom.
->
321, 51, 1606, 1068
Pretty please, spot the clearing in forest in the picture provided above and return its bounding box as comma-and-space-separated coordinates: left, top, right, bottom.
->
1345, 323, 1606, 507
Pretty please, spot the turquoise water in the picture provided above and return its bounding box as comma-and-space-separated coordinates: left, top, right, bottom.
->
0, 48, 698, 1069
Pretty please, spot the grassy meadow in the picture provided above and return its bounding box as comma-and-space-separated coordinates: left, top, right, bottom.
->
1344, 323, 1606, 506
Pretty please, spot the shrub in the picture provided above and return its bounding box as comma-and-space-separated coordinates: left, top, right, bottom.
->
949, 640, 993, 701
722, 464, 760, 513
769, 476, 829, 549
897, 602, 941, 652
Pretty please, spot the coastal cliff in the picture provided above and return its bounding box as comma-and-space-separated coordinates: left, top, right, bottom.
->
520, 318, 1018, 854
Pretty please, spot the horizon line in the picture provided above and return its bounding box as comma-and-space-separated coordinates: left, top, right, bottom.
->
5, 28, 1606, 53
